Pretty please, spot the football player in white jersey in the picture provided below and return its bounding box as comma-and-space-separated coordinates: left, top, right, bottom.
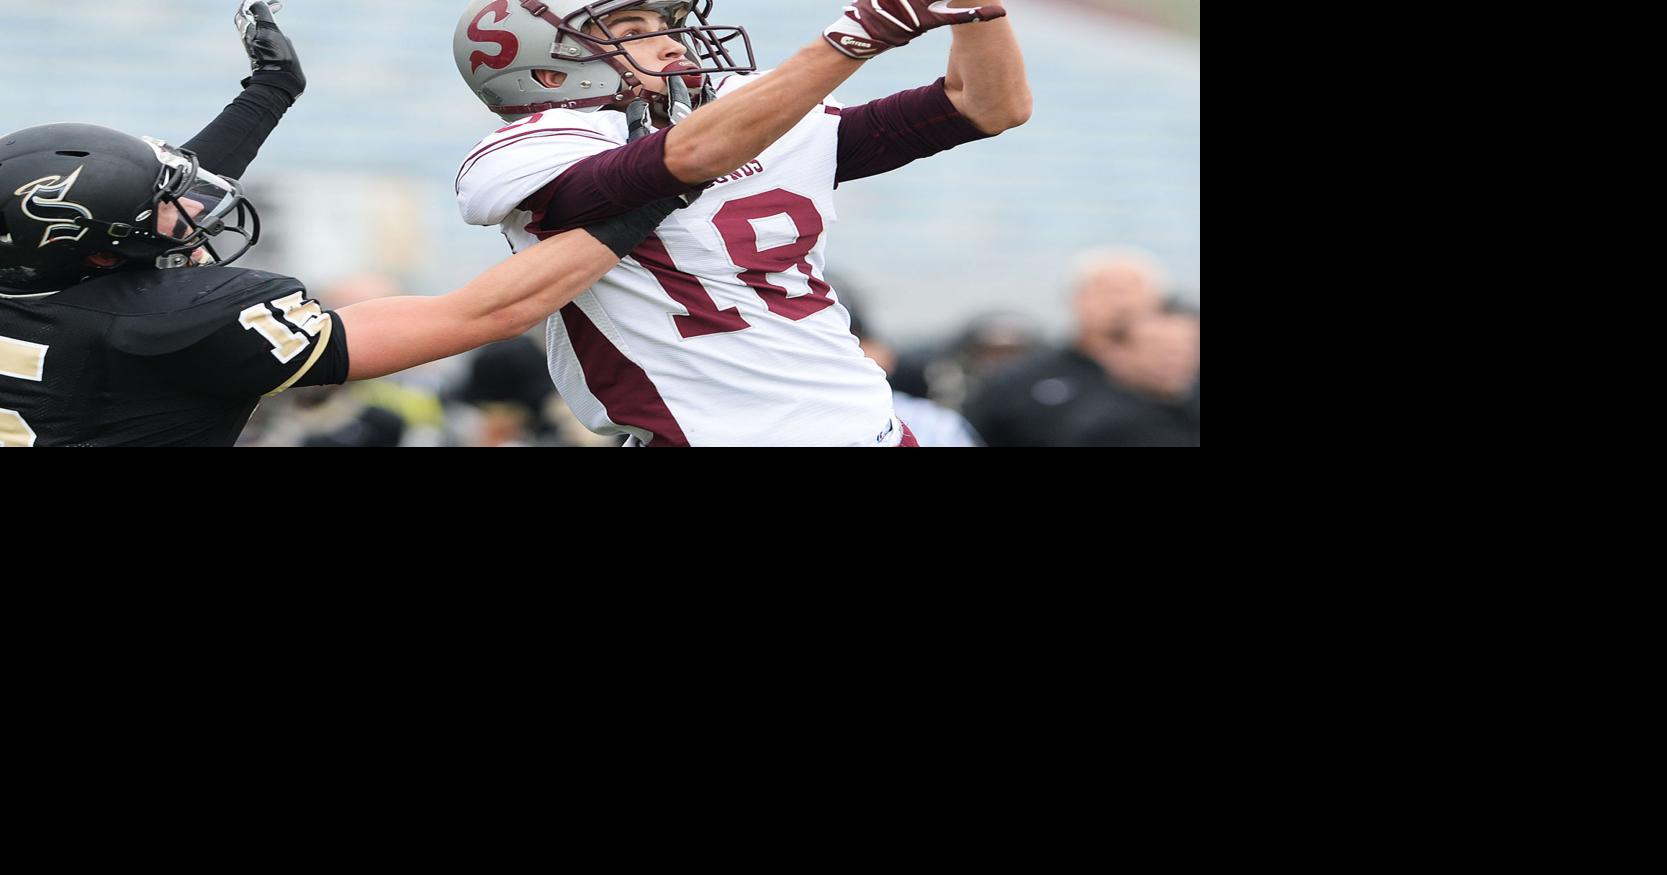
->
453, 1, 1030, 446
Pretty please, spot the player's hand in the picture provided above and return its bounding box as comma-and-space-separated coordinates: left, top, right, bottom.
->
823, 0, 1007, 60
238, 1, 306, 98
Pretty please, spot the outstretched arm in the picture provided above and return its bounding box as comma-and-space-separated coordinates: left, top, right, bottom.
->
338, 202, 677, 381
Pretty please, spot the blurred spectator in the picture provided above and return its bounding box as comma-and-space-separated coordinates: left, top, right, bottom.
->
240, 382, 420, 447
892, 311, 1043, 410
841, 286, 985, 447
302, 406, 408, 448
965, 247, 1200, 447
445, 336, 616, 447
453, 338, 552, 413
448, 337, 553, 447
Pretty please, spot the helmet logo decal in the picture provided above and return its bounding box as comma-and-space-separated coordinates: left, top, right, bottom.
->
14, 167, 93, 249
469, 0, 520, 73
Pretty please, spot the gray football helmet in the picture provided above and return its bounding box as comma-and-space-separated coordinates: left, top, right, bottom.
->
454, 0, 755, 121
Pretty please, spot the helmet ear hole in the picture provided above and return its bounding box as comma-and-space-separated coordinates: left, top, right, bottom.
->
534, 70, 568, 89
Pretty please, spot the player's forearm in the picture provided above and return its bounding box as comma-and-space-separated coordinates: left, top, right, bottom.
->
454, 228, 621, 335
184, 1, 304, 178
943, 1, 1032, 134
181, 81, 295, 179
339, 229, 618, 381
663, 40, 862, 183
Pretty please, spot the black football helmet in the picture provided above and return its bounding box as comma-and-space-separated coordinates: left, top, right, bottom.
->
0, 123, 260, 295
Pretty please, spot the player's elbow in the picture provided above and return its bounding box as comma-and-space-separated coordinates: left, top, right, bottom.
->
1003, 93, 1034, 130
954, 85, 1032, 135
979, 94, 1032, 134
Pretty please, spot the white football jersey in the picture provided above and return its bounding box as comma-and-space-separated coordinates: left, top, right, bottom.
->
456, 73, 903, 447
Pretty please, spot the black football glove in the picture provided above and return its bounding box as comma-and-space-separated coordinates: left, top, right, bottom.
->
238, 2, 305, 100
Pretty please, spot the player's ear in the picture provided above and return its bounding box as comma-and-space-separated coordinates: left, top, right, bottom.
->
86, 252, 124, 269
534, 70, 568, 89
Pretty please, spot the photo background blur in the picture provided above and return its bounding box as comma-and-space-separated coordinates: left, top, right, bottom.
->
0, 0, 1199, 446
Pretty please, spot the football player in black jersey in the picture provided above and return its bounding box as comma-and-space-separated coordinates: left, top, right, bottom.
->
0, 3, 674, 447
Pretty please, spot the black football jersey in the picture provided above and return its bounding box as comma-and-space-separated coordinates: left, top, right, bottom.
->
0, 266, 350, 447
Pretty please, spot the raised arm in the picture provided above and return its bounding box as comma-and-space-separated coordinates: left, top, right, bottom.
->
661, 1, 1008, 183
661, 41, 860, 183
828, 1, 1026, 184
181, 2, 307, 178
942, 1, 1031, 134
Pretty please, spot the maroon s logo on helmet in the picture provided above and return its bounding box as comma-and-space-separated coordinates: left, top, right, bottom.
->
468, 0, 520, 73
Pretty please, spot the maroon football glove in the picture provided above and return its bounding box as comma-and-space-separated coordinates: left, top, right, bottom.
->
823, 0, 1008, 61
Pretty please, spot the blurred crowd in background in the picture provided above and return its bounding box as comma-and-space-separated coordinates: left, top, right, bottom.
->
2, 0, 1200, 447
240, 245, 1199, 446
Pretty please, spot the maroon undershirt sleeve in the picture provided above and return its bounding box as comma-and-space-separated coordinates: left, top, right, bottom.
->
835, 77, 996, 185
519, 127, 705, 235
